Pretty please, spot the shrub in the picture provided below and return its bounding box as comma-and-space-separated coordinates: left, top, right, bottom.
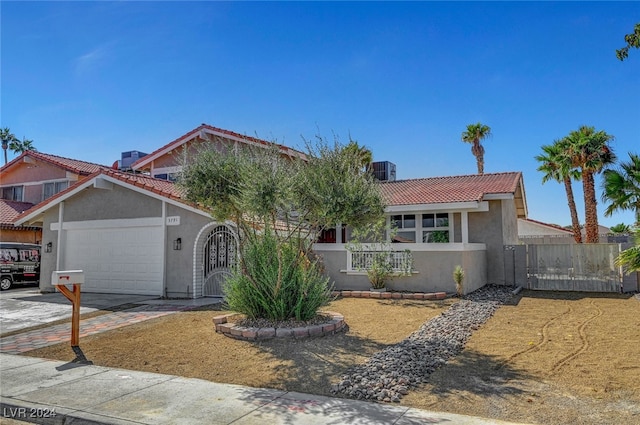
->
223, 231, 332, 321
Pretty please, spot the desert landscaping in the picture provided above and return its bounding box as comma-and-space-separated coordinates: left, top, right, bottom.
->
24, 289, 640, 425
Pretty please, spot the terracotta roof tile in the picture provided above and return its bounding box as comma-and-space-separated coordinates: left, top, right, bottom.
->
0, 200, 36, 225
0, 151, 108, 175
379, 172, 522, 206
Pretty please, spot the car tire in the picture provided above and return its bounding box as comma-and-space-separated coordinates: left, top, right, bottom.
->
0, 277, 12, 291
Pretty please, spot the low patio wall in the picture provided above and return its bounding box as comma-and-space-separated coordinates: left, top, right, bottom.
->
314, 243, 487, 295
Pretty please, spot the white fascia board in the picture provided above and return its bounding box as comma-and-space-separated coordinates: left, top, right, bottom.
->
385, 201, 489, 213
483, 193, 513, 200
152, 165, 182, 175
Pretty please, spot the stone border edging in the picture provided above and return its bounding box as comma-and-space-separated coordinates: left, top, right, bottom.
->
331, 290, 447, 300
213, 311, 345, 341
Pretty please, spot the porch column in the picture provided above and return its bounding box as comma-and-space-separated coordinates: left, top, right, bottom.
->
461, 211, 469, 244
336, 222, 342, 244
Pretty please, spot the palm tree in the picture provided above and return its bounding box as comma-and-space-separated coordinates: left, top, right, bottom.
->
9, 137, 37, 155
0, 127, 17, 165
461, 122, 491, 174
602, 152, 640, 225
609, 223, 631, 234
343, 140, 373, 173
535, 140, 583, 243
564, 126, 616, 243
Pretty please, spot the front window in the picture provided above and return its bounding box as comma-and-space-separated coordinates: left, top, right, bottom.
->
43, 181, 68, 201
391, 214, 416, 243
422, 213, 450, 243
1, 186, 23, 201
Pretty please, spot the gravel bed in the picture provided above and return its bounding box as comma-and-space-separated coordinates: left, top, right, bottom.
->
331, 284, 515, 403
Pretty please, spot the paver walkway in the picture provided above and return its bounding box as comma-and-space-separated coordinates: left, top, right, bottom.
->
0, 304, 197, 354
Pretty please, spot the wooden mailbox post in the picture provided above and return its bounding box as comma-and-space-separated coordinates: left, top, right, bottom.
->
52, 270, 85, 347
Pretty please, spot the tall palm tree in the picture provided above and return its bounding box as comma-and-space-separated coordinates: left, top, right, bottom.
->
564, 126, 616, 243
461, 122, 491, 174
602, 152, 640, 225
0, 127, 17, 165
535, 140, 583, 243
8, 137, 36, 155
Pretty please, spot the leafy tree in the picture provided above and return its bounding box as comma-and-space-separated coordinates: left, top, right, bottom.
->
564, 126, 616, 243
179, 136, 385, 320
536, 140, 583, 243
461, 122, 491, 174
9, 137, 37, 155
616, 23, 640, 61
602, 152, 640, 225
1, 127, 17, 165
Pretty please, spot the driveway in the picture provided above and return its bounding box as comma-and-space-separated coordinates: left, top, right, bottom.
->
0, 288, 158, 335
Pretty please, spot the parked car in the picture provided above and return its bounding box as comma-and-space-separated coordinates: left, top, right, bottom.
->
0, 242, 41, 290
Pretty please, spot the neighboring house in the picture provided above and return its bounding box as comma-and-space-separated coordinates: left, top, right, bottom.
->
518, 218, 574, 244
314, 172, 528, 295
0, 151, 107, 204
131, 123, 306, 180
518, 218, 614, 244
0, 199, 40, 243
0, 151, 107, 243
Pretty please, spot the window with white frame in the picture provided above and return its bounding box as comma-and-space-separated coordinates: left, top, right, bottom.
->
2, 186, 24, 201
422, 213, 450, 243
390, 214, 416, 243
43, 181, 68, 201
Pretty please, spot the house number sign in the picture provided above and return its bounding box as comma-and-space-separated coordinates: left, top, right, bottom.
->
166, 216, 181, 226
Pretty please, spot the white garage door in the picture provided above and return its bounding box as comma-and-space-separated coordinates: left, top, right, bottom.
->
63, 224, 164, 295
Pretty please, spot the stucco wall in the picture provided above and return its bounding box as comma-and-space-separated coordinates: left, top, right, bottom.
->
63, 184, 162, 221
0, 227, 41, 244
315, 245, 486, 295
1, 159, 78, 204
164, 203, 214, 298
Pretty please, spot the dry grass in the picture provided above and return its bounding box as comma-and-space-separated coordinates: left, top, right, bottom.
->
24, 292, 640, 425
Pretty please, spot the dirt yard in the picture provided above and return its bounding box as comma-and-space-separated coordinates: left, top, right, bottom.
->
25, 291, 640, 425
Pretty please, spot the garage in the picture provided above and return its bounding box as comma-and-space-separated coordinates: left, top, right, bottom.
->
62, 219, 164, 295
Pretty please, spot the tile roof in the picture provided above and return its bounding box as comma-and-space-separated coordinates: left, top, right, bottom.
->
379, 172, 523, 206
520, 218, 572, 234
14, 169, 191, 225
0, 151, 108, 175
0, 200, 36, 225
131, 123, 306, 170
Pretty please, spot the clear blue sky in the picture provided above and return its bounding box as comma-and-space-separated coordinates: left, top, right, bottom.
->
2, 1, 639, 228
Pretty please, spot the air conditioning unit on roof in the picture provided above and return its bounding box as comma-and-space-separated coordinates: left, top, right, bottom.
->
372, 161, 396, 181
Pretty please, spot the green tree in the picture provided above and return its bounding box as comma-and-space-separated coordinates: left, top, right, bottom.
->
179, 135, 385, 320
564, 126, 616, 243
535, 140, 583, 243
1, 128, 17, 165
461, 122, 491, 174
616, 23, 640, 61
602, 152, 640, 225
343, 140, 373, 173
615, 229, 640, 274
9, 137, 36, 155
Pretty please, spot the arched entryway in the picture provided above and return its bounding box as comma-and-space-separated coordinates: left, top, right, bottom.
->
193, 222, 238, 297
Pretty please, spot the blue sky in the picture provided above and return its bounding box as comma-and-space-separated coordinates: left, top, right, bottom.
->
2, 1, 639, 228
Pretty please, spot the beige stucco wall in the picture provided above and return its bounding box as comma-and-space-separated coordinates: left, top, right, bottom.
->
35, 183, 216, 297
315, 245, 486, 295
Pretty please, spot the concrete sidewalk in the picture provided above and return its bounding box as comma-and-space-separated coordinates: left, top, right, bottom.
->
0, 354, 531, 425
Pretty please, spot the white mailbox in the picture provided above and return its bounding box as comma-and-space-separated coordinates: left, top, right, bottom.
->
52, 270, 85, 286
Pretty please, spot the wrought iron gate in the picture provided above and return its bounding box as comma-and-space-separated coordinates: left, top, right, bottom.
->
203, 225, 238, 297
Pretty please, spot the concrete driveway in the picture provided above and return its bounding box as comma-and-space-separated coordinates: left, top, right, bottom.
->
0, 288, 158, 335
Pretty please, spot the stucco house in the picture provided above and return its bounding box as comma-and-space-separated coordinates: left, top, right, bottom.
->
14, 124, 530, 298
0, 151, 108, 243
315, 172, 527, 295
